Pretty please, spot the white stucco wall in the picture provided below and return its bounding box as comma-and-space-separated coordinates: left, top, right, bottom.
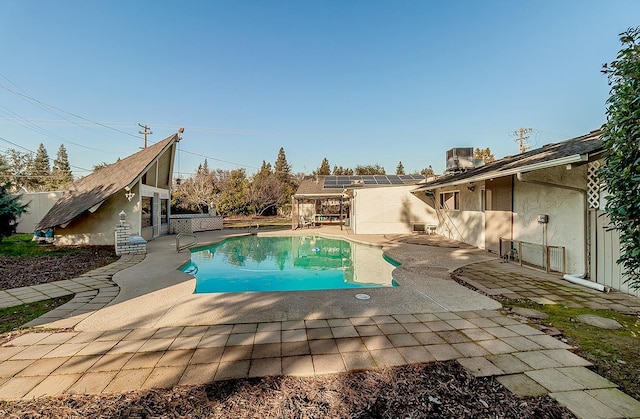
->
350, 185, 437, 234
16, 191, 64, 234
512, 165, 588, 276
54, 184, 141, 246
428, 186, 485, 248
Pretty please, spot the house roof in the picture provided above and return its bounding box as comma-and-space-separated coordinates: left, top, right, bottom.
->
36, 134, 180, 231
414, 130, 604, 191
294, 174, 426, 198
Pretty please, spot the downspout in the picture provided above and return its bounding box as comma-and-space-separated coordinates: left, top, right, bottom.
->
516, 171, 589, 279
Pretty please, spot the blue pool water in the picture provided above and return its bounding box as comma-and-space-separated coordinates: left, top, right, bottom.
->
181, 235, 399, 293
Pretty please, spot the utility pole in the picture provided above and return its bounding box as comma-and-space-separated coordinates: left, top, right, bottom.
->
138, 123, 152, 148
512, 127, 533, 154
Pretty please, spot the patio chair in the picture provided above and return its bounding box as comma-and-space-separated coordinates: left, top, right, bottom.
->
299, 216, 315, 229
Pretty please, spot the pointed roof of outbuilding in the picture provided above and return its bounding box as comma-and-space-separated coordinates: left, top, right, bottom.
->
36, 134, 180, 231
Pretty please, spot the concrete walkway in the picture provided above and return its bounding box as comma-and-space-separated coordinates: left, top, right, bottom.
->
0, 227, 639, 418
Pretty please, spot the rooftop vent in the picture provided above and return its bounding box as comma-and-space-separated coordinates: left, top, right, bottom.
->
445, 148, 474, 174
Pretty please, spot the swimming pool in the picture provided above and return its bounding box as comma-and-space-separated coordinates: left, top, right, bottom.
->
181, 235, 399, 293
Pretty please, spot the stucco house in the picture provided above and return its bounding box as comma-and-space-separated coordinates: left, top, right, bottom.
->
410, 130, 636, 296
35, 132, 181, 246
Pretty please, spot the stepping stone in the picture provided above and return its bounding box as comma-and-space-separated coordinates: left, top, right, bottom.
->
511, 307, 549, 320
576, 314, 623, 330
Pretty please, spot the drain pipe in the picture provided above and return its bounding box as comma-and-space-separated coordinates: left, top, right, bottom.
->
516, 172, 589, 279
562, 273, 608, 292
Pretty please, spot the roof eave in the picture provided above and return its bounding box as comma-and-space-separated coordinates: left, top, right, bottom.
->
415, 153, 590, 191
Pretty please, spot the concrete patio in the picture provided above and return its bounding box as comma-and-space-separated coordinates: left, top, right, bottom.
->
0, 227, 639, 418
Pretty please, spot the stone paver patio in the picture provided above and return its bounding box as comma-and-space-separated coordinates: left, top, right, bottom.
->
0, 227, 639, 418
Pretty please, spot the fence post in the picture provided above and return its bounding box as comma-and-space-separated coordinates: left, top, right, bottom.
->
518, 241, 523, 266
545, 246, 550, 273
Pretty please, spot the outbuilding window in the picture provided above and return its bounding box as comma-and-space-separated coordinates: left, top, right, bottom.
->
142, 196, 153, 227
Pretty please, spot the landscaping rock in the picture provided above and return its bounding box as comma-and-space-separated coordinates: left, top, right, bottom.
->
511, 307, 549, 319
576, 314, 623, 330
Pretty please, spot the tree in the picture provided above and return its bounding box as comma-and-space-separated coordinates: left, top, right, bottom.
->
50, 144, 73, 190
217, 169, 250, 216
5, 149, 33, 191
421, 165, 435, 178
332, 165, 353, 175
274, 147, 296, 213
0, 155, 10, 185
248, 174, 284, 216
0, 178, 28, 240
171, 160, 218, 213
255, 160, 272, 180
316, 158, 331, 175
274, 147, 291, 181
600, 26, 640, 289
31, 143, 50, 191
355, 164, 385, 175
396, 161, 405, 175
93, 162, 110, 172
474, 147, 495, 163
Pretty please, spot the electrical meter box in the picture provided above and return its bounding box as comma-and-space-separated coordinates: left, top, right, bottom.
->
537, 214, 549, 224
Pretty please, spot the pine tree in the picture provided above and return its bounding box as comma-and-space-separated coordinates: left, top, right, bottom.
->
396, 161, 405, 175
31, 143, 50, 191
274, 147, 296, 213
274, 147, 291, 181
255, 160, 273, 180
317, 158, 331, 175
51, 144, 73, 190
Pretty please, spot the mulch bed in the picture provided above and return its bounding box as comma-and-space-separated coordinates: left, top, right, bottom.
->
0, 362, 574, 418
0, 246, 117, 290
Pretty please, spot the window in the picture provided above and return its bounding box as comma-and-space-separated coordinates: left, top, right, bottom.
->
142, 196, 153, 228
481, 189, 486, 212
161, 199, 168, 224
439, 191, 459, 210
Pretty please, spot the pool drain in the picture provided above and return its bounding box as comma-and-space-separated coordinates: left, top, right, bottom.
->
355, 293, 371, 300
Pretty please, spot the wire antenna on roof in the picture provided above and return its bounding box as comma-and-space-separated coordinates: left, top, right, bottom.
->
512, 127, 533, 154
138, 123, 153, 148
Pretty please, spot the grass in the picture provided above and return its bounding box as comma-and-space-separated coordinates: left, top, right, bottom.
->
0, 234, 78, 258
223, 216, 292, 230
503, 299, 640, 400
0, 295, 74, 335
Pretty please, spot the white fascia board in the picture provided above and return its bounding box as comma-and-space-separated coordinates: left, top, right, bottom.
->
417, 154, 586, 191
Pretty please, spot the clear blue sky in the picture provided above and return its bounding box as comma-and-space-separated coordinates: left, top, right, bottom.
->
1, 1, 638, 179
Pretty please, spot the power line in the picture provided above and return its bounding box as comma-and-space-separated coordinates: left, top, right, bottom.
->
178, 149, 260, 170
0, 81, 140, 139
